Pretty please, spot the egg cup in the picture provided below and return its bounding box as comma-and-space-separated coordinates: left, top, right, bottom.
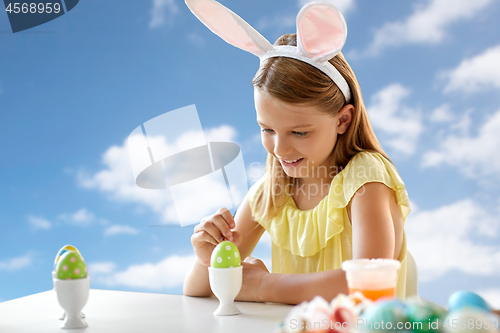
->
208, 266, 242, 316
52, 271, 86, 321
53, 275, 90, 329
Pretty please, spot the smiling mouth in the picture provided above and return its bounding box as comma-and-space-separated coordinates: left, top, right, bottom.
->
280, 158, 304, 166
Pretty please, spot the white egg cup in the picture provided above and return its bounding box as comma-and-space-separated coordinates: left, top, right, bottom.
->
53, 275, 90, 329
52, 271, 86, 321
208, 266, 242, 316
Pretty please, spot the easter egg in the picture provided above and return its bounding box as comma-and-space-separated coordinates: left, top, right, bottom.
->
210, 241, 241, 268
443, 308, 497, 333
282, 301, 308, 333
54, 244, 82, 269
360, 299, 407, 331
448, 291, 491, 313
405, 297, 446, 332
55, 251, 88, 280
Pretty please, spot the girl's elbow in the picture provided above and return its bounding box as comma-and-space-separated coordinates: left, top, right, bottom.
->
183, 277, 213, 297
182, 284, 212, 297
182, 283, 193, 297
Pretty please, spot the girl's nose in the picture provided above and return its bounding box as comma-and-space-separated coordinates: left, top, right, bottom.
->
273, 134, 292, 158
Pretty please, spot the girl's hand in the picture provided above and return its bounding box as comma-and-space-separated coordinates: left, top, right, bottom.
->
236, 256, 270, 302
191, 207, 242, 266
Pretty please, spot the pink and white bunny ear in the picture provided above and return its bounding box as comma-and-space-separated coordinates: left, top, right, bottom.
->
296, 2, 348, 64
185, 0, 274, 57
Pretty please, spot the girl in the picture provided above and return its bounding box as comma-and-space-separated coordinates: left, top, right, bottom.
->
183, 0, 411, 305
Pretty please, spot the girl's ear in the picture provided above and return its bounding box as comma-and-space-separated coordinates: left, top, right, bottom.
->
185, 0, 274, 57
296, 3, 348, 64
337, 105, 354, 135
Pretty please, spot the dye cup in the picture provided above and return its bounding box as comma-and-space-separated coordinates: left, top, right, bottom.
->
342, 259, 401, 301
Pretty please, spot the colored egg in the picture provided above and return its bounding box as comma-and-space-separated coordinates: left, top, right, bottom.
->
348, 292, 373, 317
54, 244, 82, 269
448, 291, 491, 313
360, 299, 407, 331
405, 297, 446, 332
55, 251, 87, 280
329, 306, 354, 333
443, 308, 497, 333
210, 241, 241, 268
304, 296, 330, 321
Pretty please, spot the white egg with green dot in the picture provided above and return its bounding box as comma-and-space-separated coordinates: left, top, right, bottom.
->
210, 241, 241, 268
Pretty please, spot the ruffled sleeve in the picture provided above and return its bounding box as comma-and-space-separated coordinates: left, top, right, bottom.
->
340, 152, 411, 224
247, 152, 411, 258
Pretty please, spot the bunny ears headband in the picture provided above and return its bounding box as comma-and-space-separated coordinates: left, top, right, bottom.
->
185, 0, 352, 103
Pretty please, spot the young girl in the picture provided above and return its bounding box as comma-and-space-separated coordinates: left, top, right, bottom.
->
183, 0, 411, 305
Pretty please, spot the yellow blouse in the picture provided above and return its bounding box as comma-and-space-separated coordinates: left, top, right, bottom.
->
247, 151, 411, 299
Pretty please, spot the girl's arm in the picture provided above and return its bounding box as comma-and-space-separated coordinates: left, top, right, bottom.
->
253, 182, 402, 304
183, 195, 265, 297
351, 182, 403, 260
183, 258, 212, 297
256, 267, 349, 304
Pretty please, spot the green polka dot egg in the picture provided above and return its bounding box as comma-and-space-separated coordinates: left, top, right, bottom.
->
55, 251, 88, 280
210, 241, 241, 268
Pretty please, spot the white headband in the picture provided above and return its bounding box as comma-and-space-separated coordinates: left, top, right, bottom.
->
185, 0, 352, 103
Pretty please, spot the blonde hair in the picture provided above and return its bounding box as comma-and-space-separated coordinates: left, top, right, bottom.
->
252, 33, 390, 219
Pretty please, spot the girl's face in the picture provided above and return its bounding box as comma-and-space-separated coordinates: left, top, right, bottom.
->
255, 89, 352, 180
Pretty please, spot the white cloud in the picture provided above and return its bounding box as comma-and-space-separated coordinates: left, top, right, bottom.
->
27, 215, 51, 231
91, 253, 267, 290
442, 45, 500, 93
96, 254, 197, 289
422, 109, 500, 179
367, 84, 423, 155
149, 0, 179, 29
476, 289, 500, 309
0, 254, 32, 271
364, 0, 494, 56
430, 104, 454, 123
79, 125, 238, 225
406, 199, 500, 282
298, 0, 355, 14
167, 172, 241, 226
79, 139, 172, 220
408, 200, 419, 215
88, 262, 117, 274
448, 109, 473, 137
104, 225, 139, 236
58, 208, 95, 227
204, 125, 237, 143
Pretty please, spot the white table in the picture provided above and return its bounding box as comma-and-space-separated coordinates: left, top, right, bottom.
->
0, 289, 294, 333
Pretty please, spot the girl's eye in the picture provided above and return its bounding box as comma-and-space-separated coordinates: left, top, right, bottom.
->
261, 128, 274, 133
293, 131, 307, 137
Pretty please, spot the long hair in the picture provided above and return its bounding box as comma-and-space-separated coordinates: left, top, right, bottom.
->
251, 33, 390, 220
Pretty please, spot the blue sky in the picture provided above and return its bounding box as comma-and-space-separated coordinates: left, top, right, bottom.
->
1, 0, 500, 309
